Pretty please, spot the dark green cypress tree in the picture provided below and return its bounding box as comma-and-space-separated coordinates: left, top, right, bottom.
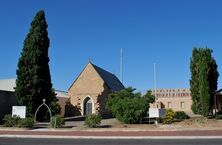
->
15, 10, 60, 116
199, 48, 219, 115
199, 56, 210, 117
208, 55, 219, 114
190, 47, 219, 116
190, 48, 201, 114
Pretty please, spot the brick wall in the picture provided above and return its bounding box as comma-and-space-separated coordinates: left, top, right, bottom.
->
151, 88, 193, 114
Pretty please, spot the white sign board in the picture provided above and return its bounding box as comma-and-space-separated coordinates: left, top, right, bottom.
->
12, 106, 26, 118
149, 108, 166, 118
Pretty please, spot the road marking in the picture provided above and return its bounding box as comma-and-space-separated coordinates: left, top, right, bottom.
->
1, 135, 222, 139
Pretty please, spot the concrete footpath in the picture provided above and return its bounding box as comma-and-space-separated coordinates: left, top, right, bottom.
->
1, 129, 222, 139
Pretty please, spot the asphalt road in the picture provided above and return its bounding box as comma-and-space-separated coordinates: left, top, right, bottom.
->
0, 138, 222, 145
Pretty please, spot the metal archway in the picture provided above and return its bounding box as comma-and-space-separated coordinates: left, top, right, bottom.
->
34, 99, 52, 123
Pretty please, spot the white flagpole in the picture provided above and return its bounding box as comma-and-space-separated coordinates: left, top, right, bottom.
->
120, 48, 123, 83
154, 63, 157, 100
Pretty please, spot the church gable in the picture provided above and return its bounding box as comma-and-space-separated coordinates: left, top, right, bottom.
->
67, 62, 124, 116
68, 63, 107, 95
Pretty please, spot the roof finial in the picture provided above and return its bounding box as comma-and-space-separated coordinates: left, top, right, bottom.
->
42, 98, 46, 104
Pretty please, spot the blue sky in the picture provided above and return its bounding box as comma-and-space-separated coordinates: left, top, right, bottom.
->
0, 0, 222, 92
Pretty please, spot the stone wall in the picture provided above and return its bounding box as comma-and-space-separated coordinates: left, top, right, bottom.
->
68, 63, 111, 116
156, 97, 192, 113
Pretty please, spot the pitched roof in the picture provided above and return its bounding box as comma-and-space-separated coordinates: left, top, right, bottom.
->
0, 79, 16, 92
91, 63, 125, 91
0, 78, 69, 98
55, 90, 69, 98
68, 62, 124, 92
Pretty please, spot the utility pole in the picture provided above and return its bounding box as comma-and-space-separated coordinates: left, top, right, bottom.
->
154, 63, 157, 98
120, 48, 123, 84
154, 63, 158, 108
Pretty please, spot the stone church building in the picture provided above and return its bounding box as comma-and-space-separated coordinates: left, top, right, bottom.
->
68, 62, 124, 117
0, 62, 124, 121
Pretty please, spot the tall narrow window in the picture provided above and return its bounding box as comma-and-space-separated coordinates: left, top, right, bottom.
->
181, 102, 185, 109
168, 102, 172, 108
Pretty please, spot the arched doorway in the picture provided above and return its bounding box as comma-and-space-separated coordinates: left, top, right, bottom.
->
84, 97, 92, 115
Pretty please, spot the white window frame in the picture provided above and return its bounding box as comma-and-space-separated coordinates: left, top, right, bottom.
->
181, 102, 185, 109
168, 102, 172, 108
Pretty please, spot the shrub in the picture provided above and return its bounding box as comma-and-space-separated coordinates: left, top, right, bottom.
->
50, 115, 64, 128
20, 117, 34, 128
174, 111, 190, 120
84, 114, 102, 128
3, 114, 34, 128
50, 101, 61, 116
216, 114, 222, 120
106, 87, 154, 124
3, 114, 21, 127
195, 117, 208, 126
162, 109, 175, 124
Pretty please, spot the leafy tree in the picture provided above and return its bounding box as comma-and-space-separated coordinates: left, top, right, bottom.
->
106, 87, 154, 124
15, 10, 60, 116
190, 47, 219, 116
143, 90, 155, 104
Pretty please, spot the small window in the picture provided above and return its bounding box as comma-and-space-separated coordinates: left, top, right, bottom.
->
168, 102, 172, 108
181, 102, 185, 109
